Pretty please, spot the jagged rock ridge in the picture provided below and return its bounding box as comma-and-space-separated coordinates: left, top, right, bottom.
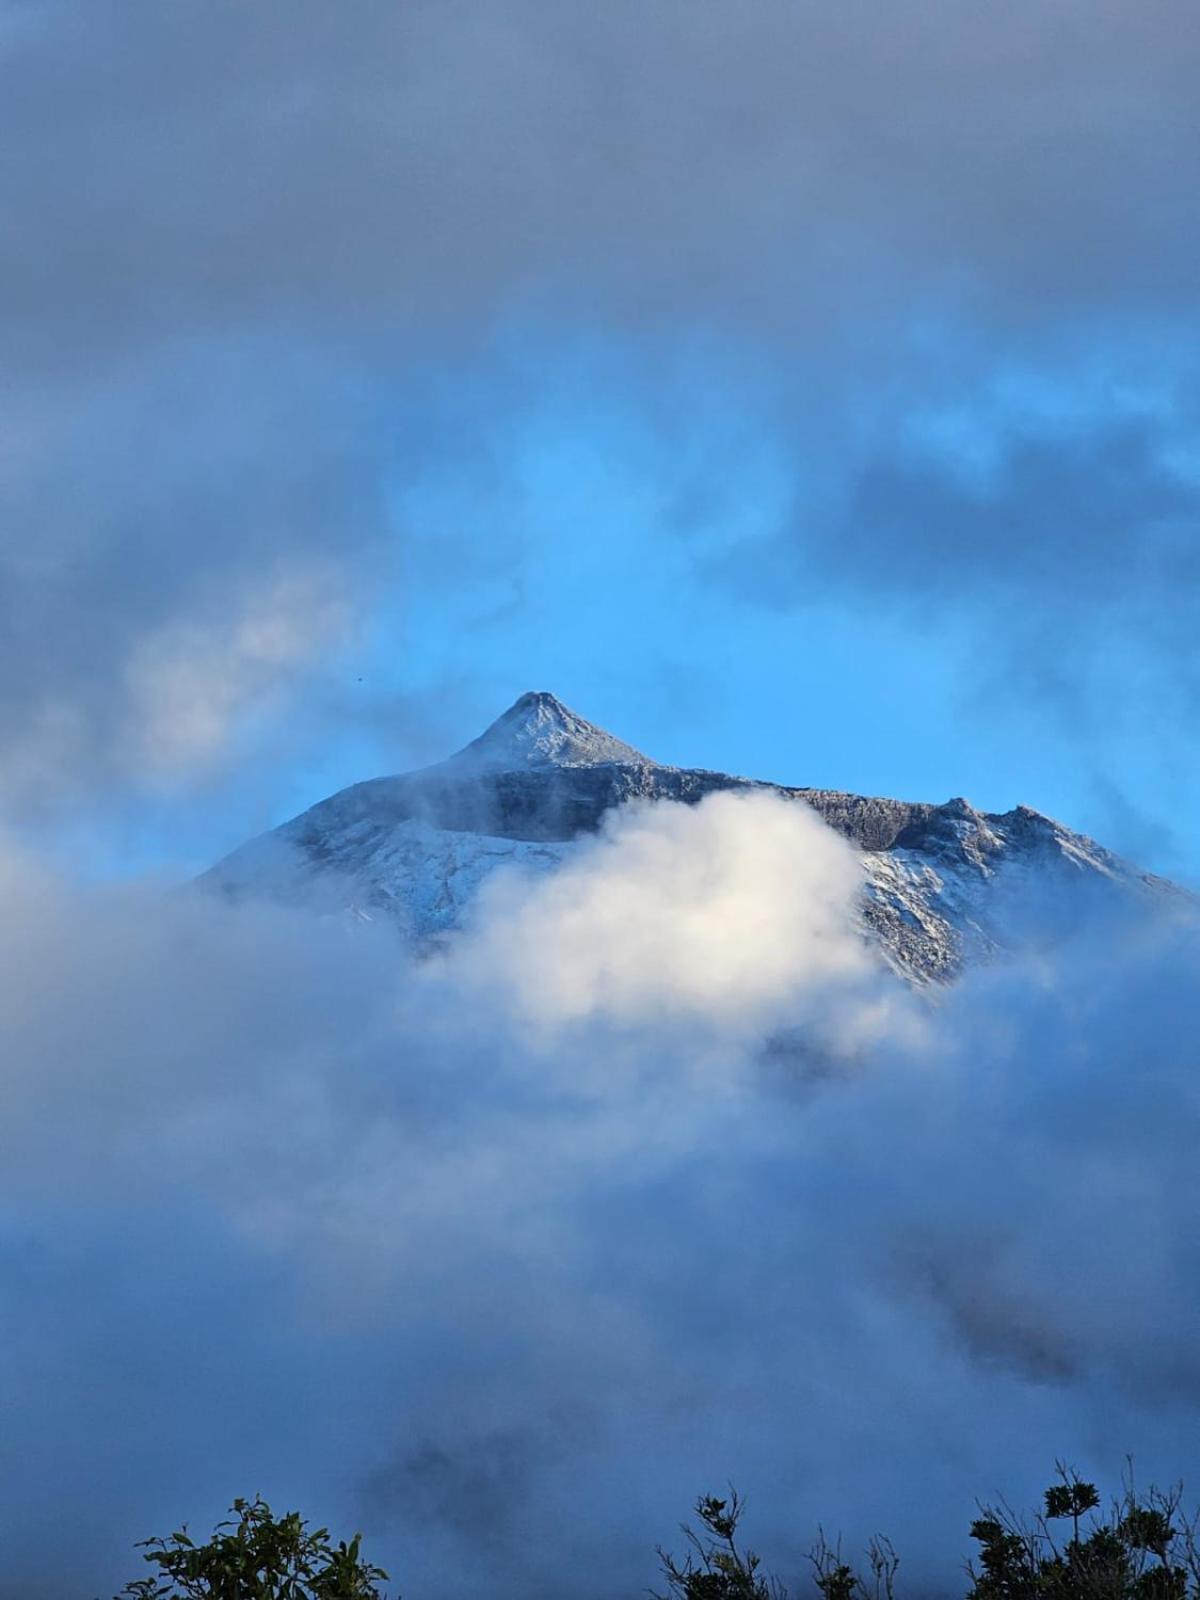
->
202, 691, 1172, 984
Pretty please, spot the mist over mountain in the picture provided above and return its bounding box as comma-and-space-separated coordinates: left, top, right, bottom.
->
204, 690, 1172, 985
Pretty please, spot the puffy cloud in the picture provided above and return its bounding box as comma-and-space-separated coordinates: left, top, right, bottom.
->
450, 791, 879, 1034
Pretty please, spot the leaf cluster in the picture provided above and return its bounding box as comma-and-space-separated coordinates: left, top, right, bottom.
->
965, 1464, 1198, 1600
116, 1496, 389, 1600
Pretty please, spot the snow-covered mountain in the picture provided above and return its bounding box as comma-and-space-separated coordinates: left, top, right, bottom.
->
202, 691, 1172, 984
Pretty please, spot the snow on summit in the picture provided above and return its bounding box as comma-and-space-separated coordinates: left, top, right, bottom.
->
202, 691, 1175, 984
446, 690, 652, 771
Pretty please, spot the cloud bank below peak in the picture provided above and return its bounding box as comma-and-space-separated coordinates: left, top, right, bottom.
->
1, 786, 1199, 1598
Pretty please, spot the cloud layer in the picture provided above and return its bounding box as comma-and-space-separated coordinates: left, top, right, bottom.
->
2, 793, 1199, 1599
7, 0, 1200, 366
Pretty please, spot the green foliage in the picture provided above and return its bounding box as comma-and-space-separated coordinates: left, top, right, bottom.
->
1046, 1483, 1102, 1525
116, 1495, 389, 1600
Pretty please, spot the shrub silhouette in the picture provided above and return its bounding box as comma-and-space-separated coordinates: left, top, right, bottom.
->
655, 1490, 778, 1600
656, 1465, 1200, 1600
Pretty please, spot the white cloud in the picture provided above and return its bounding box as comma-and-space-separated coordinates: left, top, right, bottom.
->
450, 790, 879, 1032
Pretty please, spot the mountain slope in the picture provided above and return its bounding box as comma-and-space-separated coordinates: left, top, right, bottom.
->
202, 691, 1171, 983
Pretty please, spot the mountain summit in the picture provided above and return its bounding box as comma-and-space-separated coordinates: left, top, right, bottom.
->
448, 691, 651, 771
203, 691, 1170, 985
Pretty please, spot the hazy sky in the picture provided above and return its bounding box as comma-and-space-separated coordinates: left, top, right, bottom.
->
4, 7, 1200, 1599
1, 0, 1198, 878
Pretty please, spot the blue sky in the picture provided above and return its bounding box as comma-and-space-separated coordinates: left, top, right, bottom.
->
1, 0, 1198, 884
177, 327, 1200, 885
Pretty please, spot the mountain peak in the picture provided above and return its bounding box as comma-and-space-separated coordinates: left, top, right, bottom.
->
449, 691, 652, 771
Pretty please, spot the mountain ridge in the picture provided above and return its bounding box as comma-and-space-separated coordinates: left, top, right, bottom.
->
202, 691, 1171, 984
